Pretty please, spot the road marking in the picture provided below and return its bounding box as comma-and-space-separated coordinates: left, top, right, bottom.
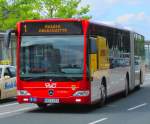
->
0, 106, 36, 116
0, 103, 18, 108
88, 118, 108, 124
145, 78, 150, 80
128, 103, 148, 111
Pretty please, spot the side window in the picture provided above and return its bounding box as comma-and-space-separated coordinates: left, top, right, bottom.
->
9, 67, 16, 77
89, 37, 97, 54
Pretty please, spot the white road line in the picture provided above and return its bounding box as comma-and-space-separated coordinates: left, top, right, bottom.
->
145, 78, 150, 80
128, 103, 148, 111
88, 118, 108, 124
0, 106, 36, 116
0, 103, 18, 108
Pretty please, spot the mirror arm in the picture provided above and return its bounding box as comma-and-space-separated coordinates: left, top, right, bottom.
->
5, 29, 16, 48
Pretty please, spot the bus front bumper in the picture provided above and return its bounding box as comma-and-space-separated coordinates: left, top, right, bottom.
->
17, 96, 91, 105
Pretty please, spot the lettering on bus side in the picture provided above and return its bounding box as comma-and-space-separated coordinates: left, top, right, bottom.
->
45, 83, 56, 88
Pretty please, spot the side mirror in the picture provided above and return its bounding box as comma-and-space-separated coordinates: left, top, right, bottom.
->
4, 29, 15, 48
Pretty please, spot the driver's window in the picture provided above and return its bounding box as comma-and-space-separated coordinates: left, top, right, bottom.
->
89, 37, 97, 54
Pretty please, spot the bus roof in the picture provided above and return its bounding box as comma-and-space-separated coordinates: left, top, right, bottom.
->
19, 18, 143, 36
89, 21, 131, 32
21, 18, 83, 23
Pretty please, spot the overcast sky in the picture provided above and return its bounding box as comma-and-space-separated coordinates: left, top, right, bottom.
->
81, 0, 150, 40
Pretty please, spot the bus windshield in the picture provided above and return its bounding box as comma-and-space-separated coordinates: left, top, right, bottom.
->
20, 35, 84, 81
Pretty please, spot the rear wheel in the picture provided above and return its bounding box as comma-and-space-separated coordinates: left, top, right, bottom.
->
123, 77, 129, 97
136, 71, 142, 89
0, 90, 2, 100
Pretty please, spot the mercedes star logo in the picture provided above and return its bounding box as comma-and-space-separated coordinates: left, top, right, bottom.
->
49, 90, 54, 96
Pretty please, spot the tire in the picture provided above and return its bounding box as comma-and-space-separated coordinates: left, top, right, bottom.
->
100, 83, 107, 106
123, 77, 129, 97
95, 82, 107, 108
136, 72, 142, 90
0, 90, 1, 100
37, 103, 48, 109
136, 84, 141, 90
140, 71, 143, 85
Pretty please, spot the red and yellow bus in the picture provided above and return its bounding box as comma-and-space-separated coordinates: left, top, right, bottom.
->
5, 19, 145, 108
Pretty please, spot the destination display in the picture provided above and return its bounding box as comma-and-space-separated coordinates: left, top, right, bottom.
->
21, 21, 83, 35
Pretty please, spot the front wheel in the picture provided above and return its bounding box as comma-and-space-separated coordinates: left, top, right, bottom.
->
37, 103, 48, 109
95, 83, 107, 108
100, 83, 107, 106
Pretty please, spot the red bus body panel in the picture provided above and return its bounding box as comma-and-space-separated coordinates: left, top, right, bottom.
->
17, 80, 90, 104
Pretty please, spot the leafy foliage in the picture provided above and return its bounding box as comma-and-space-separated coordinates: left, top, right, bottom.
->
0, 0, 91, 30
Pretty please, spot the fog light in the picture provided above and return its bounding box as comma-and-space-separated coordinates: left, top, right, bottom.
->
75, 99, 81, 102
23, 98, 29, 102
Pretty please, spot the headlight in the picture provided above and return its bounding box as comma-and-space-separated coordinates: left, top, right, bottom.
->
73, 90, 89, 96
17, 90, 31, 96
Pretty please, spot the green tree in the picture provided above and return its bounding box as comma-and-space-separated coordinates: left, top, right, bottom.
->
0, 0, 41, 30
38, 0, 91, 19
0, 0, 91, 31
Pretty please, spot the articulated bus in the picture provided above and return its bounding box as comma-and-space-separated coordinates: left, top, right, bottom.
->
5, 19, 145, 108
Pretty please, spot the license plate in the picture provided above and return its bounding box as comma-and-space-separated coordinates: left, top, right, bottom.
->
44, 98, 59, 103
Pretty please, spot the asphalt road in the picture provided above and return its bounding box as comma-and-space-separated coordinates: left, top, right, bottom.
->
0, 74, 150, 124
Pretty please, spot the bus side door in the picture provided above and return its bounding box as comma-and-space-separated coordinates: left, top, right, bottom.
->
89, 37, 101, 102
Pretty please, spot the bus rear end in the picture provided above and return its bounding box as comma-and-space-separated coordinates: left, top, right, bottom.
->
16, 19, 91, 106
